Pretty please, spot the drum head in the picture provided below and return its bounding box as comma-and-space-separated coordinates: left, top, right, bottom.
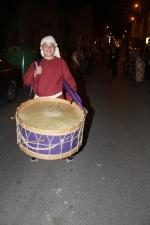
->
17, 98, 84, 130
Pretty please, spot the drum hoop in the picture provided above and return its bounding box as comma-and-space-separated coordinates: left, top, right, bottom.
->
19, 144, 82, 160
16, 98, 84, 135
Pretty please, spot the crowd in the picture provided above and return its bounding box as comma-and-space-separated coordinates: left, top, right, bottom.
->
59, 45, 150, 83
59, 46, 100, 79
100, 45, 150, 82
124, 47, 150, 82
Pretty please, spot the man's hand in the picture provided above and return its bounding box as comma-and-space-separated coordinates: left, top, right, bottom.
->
34, 62, 42, 77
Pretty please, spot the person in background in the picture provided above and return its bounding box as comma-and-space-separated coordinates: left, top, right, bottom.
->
71, 51, 80, 79
60, 45, 68, 64
79, 51, 86, 75
135, 55, 146, 82
24, 35, 77, 163
144, 47, 150, 80
108, 46, 119, 78
106, 46, 111, 69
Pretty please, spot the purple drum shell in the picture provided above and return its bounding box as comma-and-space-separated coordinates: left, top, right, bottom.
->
18, 125, 82, 159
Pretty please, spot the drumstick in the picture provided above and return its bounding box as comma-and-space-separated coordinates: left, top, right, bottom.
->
18, 139, 46, 144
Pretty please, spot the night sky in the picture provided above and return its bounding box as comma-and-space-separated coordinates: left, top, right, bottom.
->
57, 0, 149, 38
57, 0, 114, 24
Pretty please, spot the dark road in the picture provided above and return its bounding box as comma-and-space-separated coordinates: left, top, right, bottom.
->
0, 53, 150, 225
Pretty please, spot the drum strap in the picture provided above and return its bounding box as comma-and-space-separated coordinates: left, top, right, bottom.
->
29, 59, 42, 99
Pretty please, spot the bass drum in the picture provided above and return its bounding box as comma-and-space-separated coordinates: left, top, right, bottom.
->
15, 98, 85, 160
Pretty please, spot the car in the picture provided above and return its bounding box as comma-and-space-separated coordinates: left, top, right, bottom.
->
0, 58, 23, 103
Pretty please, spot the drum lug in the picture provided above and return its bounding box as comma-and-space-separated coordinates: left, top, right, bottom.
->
11, 116, 16, 119
83, 107, 88, 116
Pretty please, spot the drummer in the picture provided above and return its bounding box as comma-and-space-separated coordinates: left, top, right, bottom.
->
24, 35, 77, 163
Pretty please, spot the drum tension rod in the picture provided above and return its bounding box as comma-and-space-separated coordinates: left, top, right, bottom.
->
11, 116, 16, 119
18, 139, 46, 144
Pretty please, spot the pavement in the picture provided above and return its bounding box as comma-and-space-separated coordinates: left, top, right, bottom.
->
0, 52, 150, 225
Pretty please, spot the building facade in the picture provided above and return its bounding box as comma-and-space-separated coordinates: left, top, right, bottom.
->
1, 0, 93, 55
17, 0, 57, 53
130, 0, 150, 48
57, 4, 93, 52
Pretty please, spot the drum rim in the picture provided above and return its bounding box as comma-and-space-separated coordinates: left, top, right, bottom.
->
19, 143, 82, 160
16, 98, 84, 135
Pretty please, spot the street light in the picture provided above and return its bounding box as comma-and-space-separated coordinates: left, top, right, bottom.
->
122, 35, 126, 48
131, 17, 135, 21
131, 17, 136, 25
105, 26, 109, 45
134, 4, 141, 20
122, 34, 127, 69
124, 30, 129, 47
131, 17, 138, 48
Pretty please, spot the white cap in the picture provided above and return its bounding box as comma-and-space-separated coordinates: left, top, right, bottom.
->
40, 35, 60, 58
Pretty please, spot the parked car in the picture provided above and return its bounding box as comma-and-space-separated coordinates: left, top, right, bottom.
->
0, 58, 23, 103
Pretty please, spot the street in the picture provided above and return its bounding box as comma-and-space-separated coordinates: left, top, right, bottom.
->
0, 53, 150, 225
